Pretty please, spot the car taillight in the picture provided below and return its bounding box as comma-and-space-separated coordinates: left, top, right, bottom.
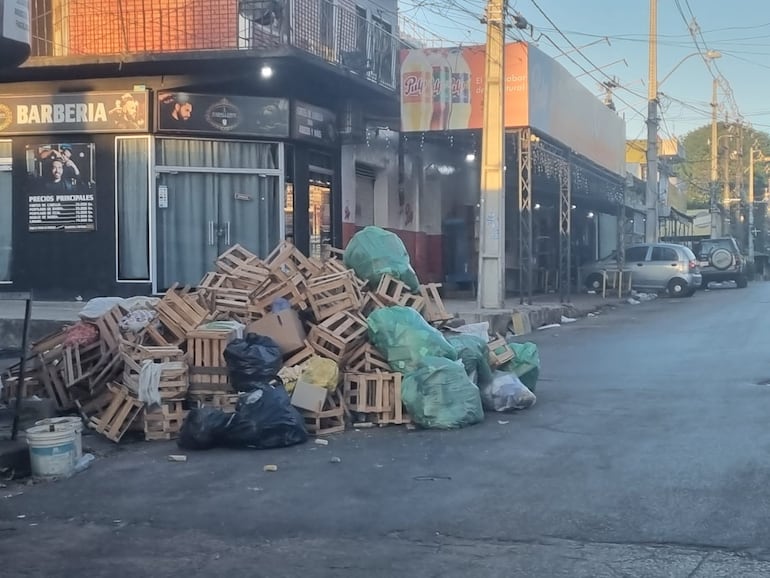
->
689, 260, 697, 269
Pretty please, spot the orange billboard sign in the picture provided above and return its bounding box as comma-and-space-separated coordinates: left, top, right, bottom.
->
400, 43, 529, 132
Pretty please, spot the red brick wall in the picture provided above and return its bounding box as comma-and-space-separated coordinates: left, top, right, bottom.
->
65, 0, 238, 55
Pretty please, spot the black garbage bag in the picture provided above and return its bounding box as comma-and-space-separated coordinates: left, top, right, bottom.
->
221, 385, 308, 449
223, 333, 283, 390
177, 407, 232, 450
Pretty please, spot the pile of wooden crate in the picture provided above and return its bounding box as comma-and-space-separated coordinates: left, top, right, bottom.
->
1, 241, 455, 442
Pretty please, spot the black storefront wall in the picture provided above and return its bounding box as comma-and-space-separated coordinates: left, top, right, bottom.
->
10, 133, 130, 299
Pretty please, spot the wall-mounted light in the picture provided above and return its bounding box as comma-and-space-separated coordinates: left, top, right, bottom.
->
587, 211, 595, 219
260, 65, 274, 79
534, 203, 541, 210
465, 152, 476, 162
571, 204, 576, 210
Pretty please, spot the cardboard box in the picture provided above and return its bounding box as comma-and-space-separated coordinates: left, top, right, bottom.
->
291, 382, 328, 412
247, 310, 306, 355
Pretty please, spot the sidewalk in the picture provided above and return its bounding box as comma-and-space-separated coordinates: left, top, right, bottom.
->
0, 300, 83, 353
444, 291, 624, 335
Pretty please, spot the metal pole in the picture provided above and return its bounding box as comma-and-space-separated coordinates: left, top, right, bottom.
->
749, 146, 755, 262
518, 129, 533, 305
477, 0, 507, 309
645, 0, 659, 243
11, 295, 32, 442
710, 78, 719, 238
558, 159, 571, 303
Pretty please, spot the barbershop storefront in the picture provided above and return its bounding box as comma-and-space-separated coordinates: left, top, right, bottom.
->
0, 88, 341, 299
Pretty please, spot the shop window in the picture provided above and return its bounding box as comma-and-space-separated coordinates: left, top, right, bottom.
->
156, 139, 280, 170
0, 141, 11, 282
116, 137, 150, 281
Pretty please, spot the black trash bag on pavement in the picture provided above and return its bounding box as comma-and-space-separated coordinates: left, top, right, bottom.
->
177, 407, 232, 450
221, 384, 308, 449
223, 333, 283, 390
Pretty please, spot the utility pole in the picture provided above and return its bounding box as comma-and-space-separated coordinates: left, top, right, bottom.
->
477, 0, 507, 309
749, 145, 756, 263
710, 78, 719, 238
645, 0, 659, 243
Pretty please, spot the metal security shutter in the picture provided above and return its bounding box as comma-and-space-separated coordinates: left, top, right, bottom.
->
354, 163, 376, 226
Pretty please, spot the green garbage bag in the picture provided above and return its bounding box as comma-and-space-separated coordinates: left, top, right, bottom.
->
500, 341, 541, 392
367, 306, 457, 373
402, 357, 484, 429
343, 226, 420, 291
446, 333, 494, 386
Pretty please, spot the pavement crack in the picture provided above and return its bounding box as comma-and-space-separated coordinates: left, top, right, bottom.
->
686, 552, 712, 578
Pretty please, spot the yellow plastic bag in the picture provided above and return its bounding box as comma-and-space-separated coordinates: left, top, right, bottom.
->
298, 356, 340, 392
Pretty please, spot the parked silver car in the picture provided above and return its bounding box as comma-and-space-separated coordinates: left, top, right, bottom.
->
581, 243, 702, 297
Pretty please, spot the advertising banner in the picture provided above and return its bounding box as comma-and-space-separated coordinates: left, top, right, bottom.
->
0, 92, 149, 135
157, 92, 290, 138
25, 143, 97, 232
400, 43, 528, 132
526, 44, 625, 175
399, 42, 626, 175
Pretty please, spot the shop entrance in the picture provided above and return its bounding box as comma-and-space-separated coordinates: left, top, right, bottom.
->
309, 168, 332, 261
155, 139, 283, 291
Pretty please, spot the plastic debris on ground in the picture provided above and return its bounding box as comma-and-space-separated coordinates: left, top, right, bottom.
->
401, 357, 484, 430
223, 334, 284, 391
560, 315, 577, 324
343, 226, 420, 291
500, 341, 541, 392
367, 306, 457, 373
480, 371, 536, 412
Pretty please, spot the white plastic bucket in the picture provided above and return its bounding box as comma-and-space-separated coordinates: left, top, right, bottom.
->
35, 417, 83, 459
26, 425, 77, 479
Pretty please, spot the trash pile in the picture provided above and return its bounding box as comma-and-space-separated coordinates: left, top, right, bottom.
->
1, 226, 541, 449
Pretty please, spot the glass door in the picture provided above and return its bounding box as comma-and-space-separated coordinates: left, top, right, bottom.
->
157, 172, 281, 290
309, 171, 332, 261
218, 174, 281, 257
156, 172, 219, 290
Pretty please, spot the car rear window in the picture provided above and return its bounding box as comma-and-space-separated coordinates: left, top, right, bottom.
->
700, 239, 733, 252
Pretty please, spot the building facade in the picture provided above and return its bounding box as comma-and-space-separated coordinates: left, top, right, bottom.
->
0, 0, 400, 299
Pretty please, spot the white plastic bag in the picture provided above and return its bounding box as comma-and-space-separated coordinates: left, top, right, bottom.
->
480, 370, 536, 412
78, 297, 126, 321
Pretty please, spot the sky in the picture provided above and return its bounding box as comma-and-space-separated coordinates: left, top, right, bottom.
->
399, 0, 770, 141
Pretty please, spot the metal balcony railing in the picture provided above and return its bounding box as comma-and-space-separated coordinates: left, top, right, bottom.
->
27, 0, 399, 90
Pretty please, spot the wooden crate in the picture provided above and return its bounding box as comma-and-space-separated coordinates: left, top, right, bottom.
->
487, 335, 514, 368
154, 284, 211, 345
284, 340, 316, 368
375, 274, 411, 306
307, 271, 361, 322
94, 305, 129, 354
307, 312, 367, 364
120, 340, 189, 400
265, 241, 321, 280
215, 244, 271, 288
189, 392, 239, 413
301, 391, 346, 436
419, 283, 454, 326
359, 292, 388, 317
186, 328, 235, 391
249, 274, 308, 317
342, 371, 408, 425
88, 383, 145, 443
344, 342, 389, 373
144, 400, 188, 441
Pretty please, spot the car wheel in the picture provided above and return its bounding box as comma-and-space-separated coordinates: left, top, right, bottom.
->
736, 275, 749, 288
585, 273, 603, 292
668, 278, 687, 297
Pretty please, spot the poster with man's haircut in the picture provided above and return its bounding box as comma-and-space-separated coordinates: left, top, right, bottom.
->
25, 142, 97, 232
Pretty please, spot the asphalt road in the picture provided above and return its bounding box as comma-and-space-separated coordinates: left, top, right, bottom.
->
3, 284, 770, 577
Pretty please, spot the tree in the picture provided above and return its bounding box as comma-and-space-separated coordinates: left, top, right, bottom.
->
677, 122, 770, 209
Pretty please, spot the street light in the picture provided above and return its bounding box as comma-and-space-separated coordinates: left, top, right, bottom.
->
658, 50, 721, 88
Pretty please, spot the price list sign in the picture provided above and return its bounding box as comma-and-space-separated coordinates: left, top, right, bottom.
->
28, 193, 96, 232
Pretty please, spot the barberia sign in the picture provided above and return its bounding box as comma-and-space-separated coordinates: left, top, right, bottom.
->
0, 91, 149, 135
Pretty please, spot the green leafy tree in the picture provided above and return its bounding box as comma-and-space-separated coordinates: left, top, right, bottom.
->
678, 123, 770, 209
